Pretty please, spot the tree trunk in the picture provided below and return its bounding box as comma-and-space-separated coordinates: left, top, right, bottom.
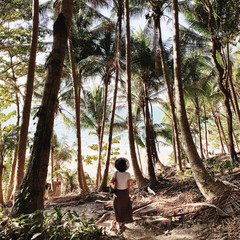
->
96, 71, 110, 187
14, 0, 39, 196
12, 0, 73, 216
195, 97, 204, 159
143, 82, 156, 182
99, 4, 123, 191
0, 162, 3, 205
172, 0, 227, 200
218, 116, 229, 152
203, 103, 208, 158
155, 13, 181, 170
211, 108, 226, 153
227, 43, 240, 128
68, 38, 88, 191
205, 1, 237, 162
6, 88, 21, 200
124, 0, 147, 187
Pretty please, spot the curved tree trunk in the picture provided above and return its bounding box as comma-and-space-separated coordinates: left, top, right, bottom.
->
204, 1, 237, 162
12, 0, 73, 216
172, 0, 228, 200
124, 0, 147, 187
68, 38, 88, 191
14, 0, 39, 196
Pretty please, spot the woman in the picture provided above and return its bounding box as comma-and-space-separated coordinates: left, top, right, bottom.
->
110, 157, 133, 230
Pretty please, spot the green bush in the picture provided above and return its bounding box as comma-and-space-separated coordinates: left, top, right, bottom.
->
0, 207, 112, 240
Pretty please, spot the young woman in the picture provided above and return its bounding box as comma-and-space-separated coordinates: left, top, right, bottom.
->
110, 157, 133, 230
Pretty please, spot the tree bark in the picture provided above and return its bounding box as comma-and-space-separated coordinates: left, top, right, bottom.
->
204, 0, 237, 162
68, 38, 88, 191
96, 70, 110, 187
14, 0, 39, 196
155, 13, 181, 170
172, 0, 227, 200
124, 0, 147, 187
12, 0, 73, 216
99, 3, 123, 191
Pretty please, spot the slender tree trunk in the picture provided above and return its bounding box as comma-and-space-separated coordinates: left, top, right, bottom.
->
172, 0, 227, 200
136, 142, 143, 173
96, 71, 110, 187
195, 97, 204, 159
218, 116, 229, 153
14, 0, 39, 196
12, 0, 73, 216
50, 132, 55, 193
124, 0, 146, 187
155, 13, 181, 170
205, 1, 237, 162
6, 87, 21, 200
0, 162, 3, 205
211, 108, 225, 153
227, 43, 240, 128
68, 38, 88, 191
143, 82, 156, 182
203, 103, 208, 158
233, 130, 240, 152
99, 3, 123, 191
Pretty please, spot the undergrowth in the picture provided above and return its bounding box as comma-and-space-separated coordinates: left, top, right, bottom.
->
0, 207, 113, 240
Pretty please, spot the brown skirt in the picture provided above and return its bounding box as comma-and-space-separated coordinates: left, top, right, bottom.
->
113, 189, 133, 223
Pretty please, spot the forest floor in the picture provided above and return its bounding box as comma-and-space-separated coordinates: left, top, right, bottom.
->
44, 154, 240, 240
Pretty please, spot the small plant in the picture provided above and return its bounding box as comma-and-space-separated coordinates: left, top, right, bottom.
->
0, 207, 112, 240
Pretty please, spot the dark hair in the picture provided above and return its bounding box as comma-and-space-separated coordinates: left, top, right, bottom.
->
115, 158, 128, 172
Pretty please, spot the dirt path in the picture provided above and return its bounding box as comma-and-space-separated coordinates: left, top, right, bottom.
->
44, 168, 240, 239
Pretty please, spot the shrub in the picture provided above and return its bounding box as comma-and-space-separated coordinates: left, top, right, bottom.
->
0, 207, 112, 240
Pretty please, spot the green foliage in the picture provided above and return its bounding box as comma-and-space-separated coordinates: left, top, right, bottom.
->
0, 207, 112, 240
205, 158, 235, 177
83, 138, 120, 165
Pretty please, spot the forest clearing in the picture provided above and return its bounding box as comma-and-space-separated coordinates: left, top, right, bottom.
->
1, 0, 240, 239
42, 153, 240, 240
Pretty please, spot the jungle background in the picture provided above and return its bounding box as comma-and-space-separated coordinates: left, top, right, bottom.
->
0, 0, 240, 239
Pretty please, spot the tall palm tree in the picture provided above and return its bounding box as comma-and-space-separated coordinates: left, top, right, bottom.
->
99, 0, 124, 191
81, 85, 111, 184
149, 0, 182, 171
172, 0, 228, 200
124, 0, 147, 187
14, 0, 39, 197
68, 37, 89, 191
12, 0, 74, 217
184, 0, 240, 162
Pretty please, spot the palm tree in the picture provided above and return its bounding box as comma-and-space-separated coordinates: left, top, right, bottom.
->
0, 125, 19, 205
12, 0, 74, 217
124, 0, 147, 187
14, 0, 39, 197
68, 37, 89, 191
99, 0, 124, 191
172, 0, 228, 200
81, 85, 111, 184
184, 0, 240, 162
148, 0, 182, 171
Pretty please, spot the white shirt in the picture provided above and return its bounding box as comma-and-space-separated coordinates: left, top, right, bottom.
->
112, 171, 131, 190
